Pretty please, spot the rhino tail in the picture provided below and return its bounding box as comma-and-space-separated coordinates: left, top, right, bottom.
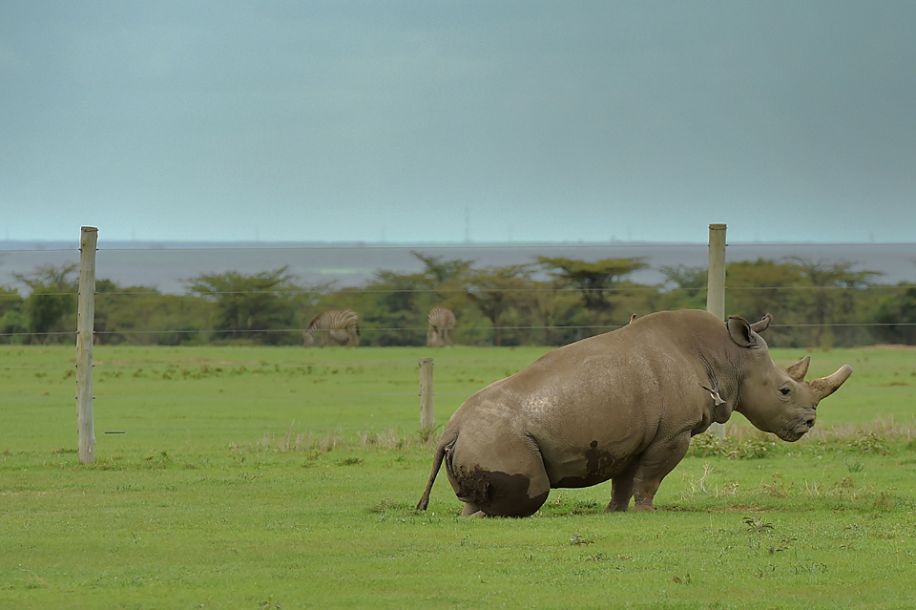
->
416, 427, 458, 511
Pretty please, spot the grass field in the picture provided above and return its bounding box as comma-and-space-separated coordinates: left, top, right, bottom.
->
2, 344, 914, 609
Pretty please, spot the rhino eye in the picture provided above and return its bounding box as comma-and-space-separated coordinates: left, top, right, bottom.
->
779, 386, 792, 396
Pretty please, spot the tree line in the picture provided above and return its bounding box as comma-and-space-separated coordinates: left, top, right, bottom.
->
1, 253, 913, 347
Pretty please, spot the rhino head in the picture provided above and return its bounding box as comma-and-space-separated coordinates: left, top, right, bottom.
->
726, 314, 853, 442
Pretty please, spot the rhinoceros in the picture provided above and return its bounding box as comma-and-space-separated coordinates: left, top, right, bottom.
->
416, 310, 852, 517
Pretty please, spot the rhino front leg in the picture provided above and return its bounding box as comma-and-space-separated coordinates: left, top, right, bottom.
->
631, 435, 691, 512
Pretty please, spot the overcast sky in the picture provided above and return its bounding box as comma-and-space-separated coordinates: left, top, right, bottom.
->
1, 0, 914, 243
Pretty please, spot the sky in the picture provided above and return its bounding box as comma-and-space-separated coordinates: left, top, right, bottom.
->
1, 0, 915, 244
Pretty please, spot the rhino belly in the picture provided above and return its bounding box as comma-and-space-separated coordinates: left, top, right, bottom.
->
541, 440, 636, 489
525, 406, 648, 489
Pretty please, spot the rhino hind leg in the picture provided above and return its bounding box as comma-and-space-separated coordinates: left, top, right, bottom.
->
606, 462, 639, 512
447, 433, 550, 518
461, 503, 485, 517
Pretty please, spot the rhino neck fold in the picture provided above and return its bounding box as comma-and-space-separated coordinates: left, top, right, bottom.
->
697, 350, 740, 425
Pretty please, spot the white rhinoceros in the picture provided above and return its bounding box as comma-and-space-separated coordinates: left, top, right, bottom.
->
417, 309, 852, 517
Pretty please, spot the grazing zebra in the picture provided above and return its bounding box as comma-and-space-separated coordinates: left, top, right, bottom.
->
426, 306, 456, 347
304, 309, 360, 347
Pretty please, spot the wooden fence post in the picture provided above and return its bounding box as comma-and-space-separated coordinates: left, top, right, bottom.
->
706, 223, 727, 438
418, 358, 434, 432
76, 226, 98, 463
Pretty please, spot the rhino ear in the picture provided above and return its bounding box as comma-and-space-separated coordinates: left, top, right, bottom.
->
750, 313, 773, 334
786, 355, 810, 381
727, 316, 756, 348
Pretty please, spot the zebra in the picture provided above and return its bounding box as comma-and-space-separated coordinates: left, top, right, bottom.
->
304, 309, 360, 347
426, 306, 456, 347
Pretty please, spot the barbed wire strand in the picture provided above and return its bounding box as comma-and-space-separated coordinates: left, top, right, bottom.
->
102, 284, 912, 296
2, 283, 912, 300
3, 321, 915, 339
0, 248, 79, 253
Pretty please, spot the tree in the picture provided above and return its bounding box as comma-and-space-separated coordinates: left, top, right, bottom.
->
873, 284, 916, 345
95, 279, 213, 345
350, 253, 477, 346
188, 267, 299, 344
411, 251, 473, 286
538, 257, 647, 313
524, 278, 584, 345
412, 251, 475, 342
466, 265, 533, 346
0, 286, 26, 343
787, 258, 880, 347
723, 259, 808, 346
14, 264, 78, 344
358, 269, 429, 346
659, 265, 707, 310
725, 258, 882, 348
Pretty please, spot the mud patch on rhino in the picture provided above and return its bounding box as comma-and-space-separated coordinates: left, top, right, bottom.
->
555, 441, 619, 488
453, 465, 548, 517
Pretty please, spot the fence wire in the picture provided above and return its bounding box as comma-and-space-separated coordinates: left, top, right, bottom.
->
3, 321, 915, 340
2, 283, 913, 300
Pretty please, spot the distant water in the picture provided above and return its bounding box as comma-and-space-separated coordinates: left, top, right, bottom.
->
0, 241, 913, 293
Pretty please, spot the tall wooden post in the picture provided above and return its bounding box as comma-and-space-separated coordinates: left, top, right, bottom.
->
418, 358, 434, 432
706, 224, 726, 438
76, 226, 98, 463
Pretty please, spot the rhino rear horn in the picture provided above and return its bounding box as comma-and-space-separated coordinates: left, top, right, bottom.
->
786, 356, 811, 381
750, 313, 773, 334
810, 364, 853, 401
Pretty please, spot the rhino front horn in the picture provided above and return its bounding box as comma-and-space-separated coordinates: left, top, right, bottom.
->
810, 364, 853, 401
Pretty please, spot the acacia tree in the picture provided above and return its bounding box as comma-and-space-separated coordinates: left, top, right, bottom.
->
725, 259, 807, 343
725, 258, 882, 348
537, 257, 647, 316
188, 266, 300, 344
412, 252, 474, 341
411, 251, 473, 288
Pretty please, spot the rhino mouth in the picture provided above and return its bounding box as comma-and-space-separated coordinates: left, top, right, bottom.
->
780, 418, 815, 442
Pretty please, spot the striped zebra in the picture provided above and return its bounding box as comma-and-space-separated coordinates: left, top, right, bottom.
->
426, 306, 456, 347
304, 309, 360, 347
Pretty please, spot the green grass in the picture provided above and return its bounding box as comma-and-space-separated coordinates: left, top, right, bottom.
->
2, 345, 914, 609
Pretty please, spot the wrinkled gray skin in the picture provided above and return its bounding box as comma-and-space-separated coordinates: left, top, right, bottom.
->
416, 310, 853, 517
